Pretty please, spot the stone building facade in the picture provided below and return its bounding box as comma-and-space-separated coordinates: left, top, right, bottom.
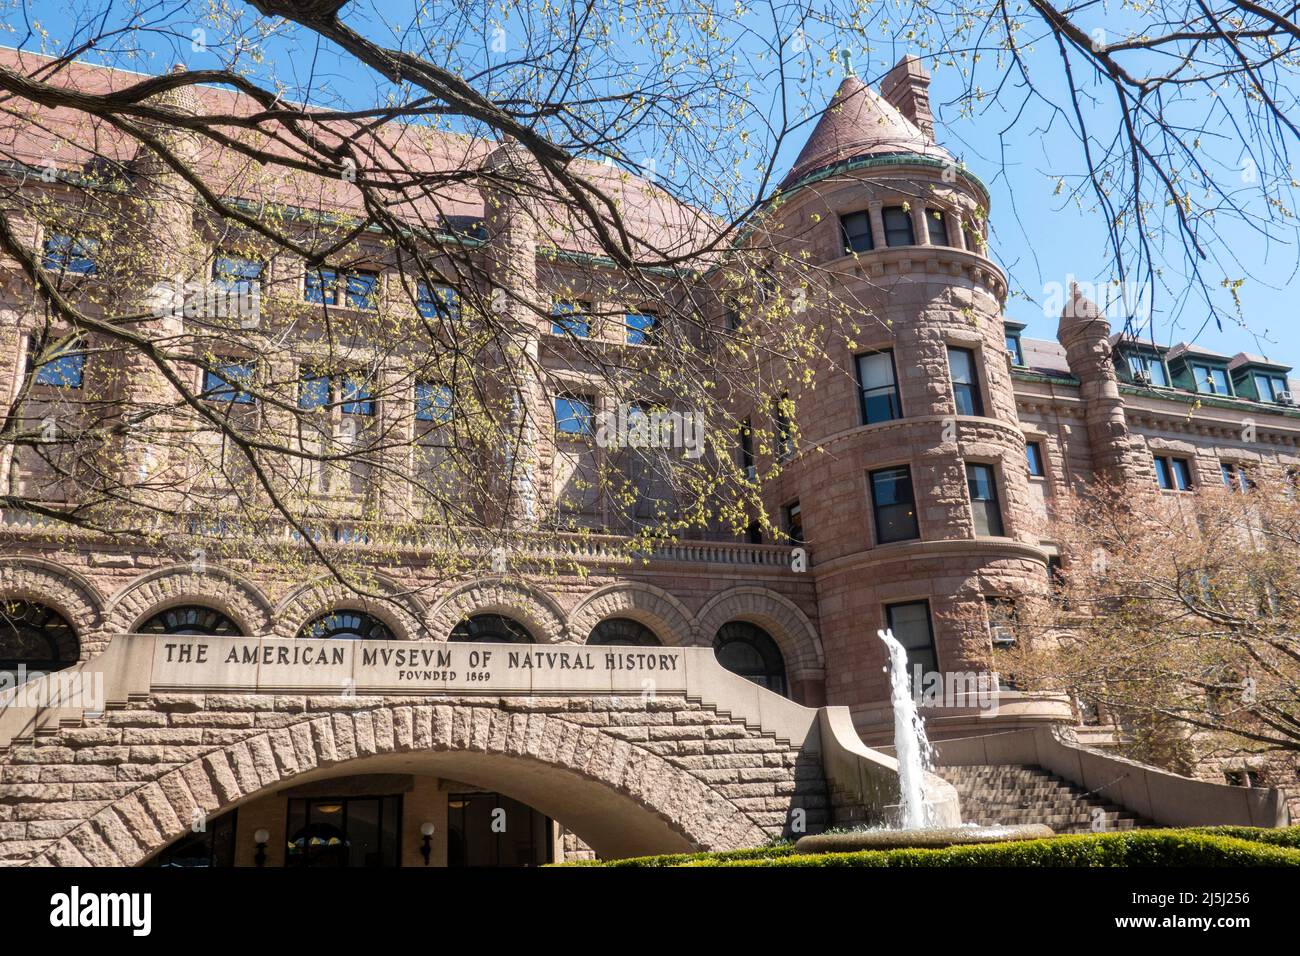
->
0, 51, 1295, 866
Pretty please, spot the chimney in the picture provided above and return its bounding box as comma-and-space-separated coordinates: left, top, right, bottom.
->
880, 55, 934, 139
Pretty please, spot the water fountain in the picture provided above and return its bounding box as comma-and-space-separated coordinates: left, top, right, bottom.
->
792, 629, 1054, 853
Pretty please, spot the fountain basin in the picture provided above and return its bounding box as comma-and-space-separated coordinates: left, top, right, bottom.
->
793, 824, 1055, 854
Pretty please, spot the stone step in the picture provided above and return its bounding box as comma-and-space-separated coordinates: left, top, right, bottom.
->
936, 763, 1155, 831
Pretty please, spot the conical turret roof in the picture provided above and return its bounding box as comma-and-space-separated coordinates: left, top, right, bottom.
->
782, 75, 949, 188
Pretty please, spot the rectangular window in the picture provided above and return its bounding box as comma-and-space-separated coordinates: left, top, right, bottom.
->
881, 206, 914, 247
211, 254, 262, 295
841, 211, 874, 253
967, 463, 1005, 536
555, 394, 594, 435
1192, 364, 1231, 396
1254, 373, 1289, 403
304, 268, 338, 305
1154, 454, 1192, 491
202, 360, 255, 404
340, 375, 374, 416
986, 596, 1017, 646
739, 418, 755, 480
345, 271, 379, 310
305, 269, 378, 308
886, 601, 937, 674
1127, 352, 1169, 387
551, 300, 591, 338
925, 209, 948, 246
415, 381, 453, 423
1221, 461, 1253, 493
870, 466, 919, 544
1025, 441, 1045, 477
30, 337, 86, 388
1006, 333, 1024, 366
784, 501, 804, 545
856, 350, 903, 424
416, 281, 460, 322
948, 346, 984, 416
41, 233, 98, 275
625, 311, 657, 345
298, 368, 331, 411
285, 795, 401, 867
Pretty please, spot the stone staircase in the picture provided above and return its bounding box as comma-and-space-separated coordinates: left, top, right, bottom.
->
936, 764, 1154, 834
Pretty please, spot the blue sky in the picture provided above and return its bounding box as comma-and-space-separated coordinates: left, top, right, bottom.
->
9, 0, 1298, 364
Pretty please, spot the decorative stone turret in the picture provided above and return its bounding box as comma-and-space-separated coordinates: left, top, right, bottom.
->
881, 55, 935, 139
1056, 285, 1146, 488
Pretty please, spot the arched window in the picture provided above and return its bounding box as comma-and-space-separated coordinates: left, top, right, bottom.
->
138, 605, 242, 636
0, 600, 79, 678
299, 610, 393, 641
713, 622, 787, 697
587, 618, 661, 647
449, 614, 533, 643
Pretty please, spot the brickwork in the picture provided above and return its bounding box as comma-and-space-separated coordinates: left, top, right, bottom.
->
0, 693, 829, 866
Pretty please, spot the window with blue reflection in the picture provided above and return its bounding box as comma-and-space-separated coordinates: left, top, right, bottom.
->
202, 361, 255, 403
417, 281, 460, 321
41, 234, 98, 275
551, 300, 590, 338
415, 381, 453, 423
625, 311, 656, 345
345, 271, 378, 310
298, 368, 331, 410
211, 254, 262, 294
31, 339, 86, 388
340, 375, 374, 415
554, 395, 594, 434
304, 269, 337, 305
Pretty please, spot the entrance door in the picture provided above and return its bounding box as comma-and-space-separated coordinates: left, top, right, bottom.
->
446, 792, 553, 866
285, 795, 402, 867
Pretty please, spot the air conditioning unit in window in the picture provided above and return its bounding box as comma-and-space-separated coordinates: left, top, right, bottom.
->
1132, 370, 1153, 386
990, 624, 1017, 647
1276, 391, 1296, 406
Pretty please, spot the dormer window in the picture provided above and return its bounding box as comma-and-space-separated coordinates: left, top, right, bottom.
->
1192, 364, 1232, 396
1254, 372, 1291, 404
1005, 332, 1025, 366
1126, 351, 1169, 387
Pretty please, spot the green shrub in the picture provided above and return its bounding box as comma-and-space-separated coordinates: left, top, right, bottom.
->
575, 829, 1300, 867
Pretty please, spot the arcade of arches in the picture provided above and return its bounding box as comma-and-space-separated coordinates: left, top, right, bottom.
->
1, 598, 802, 868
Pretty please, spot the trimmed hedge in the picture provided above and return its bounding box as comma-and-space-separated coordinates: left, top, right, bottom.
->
564, 828, 1300, 868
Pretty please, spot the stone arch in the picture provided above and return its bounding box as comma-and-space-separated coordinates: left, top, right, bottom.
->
0, 559, 104, 658
568, 582, 696, 646
107, 566, 273, 637
29, 702, 769, 866
696, 587, 825, 683
429, 579, 567, 643
273, 573, 427, 641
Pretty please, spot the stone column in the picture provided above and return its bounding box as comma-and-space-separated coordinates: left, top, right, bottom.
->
868, 201, 886, 250
910, 203, 931, 246
478, 138, 545, 528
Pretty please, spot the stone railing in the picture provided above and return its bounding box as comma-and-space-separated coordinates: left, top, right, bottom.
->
0, 508, 803, 570
934, 726, 1290, 828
